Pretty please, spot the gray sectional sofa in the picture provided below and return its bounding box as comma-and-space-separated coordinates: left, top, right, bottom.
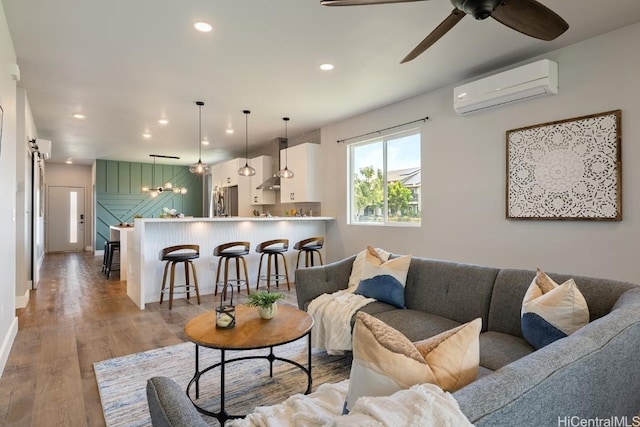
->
295, 255, 640, 427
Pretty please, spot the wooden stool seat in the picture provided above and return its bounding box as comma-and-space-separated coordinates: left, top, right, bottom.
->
159, 244, 201, 309
213, 242, 251, 301
294, 237, 324, 269
255, 239, 290, 291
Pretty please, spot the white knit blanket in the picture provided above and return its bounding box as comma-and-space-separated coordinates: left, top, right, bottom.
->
307, 289, 375, 355
228, 380, 474, 427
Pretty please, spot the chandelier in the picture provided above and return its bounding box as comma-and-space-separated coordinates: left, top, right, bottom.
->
142, 154, 187, 197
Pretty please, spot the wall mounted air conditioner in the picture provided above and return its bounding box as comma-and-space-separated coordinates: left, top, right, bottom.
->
35, 138, 52, 159
453, 59, 558, 115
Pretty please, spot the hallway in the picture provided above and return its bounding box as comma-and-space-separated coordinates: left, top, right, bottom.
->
0, 252, 296, 426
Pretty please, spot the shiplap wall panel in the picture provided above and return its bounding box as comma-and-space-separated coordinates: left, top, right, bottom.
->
118, 161, 131, 194
96, 160, 203, 250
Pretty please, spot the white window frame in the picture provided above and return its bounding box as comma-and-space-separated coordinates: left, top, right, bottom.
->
347, 128, 421, 227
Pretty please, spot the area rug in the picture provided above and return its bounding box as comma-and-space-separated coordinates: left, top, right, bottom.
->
94, 340, 352, 426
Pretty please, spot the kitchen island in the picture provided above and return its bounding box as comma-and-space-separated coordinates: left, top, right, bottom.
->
126, 216, 334, 309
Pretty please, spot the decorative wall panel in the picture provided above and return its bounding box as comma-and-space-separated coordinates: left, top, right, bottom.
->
506, 110, 621, 220
96, 160, 203, 249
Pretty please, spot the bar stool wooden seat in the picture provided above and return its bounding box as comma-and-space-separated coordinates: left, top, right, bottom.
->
255, 239, 290, 291
159, 244, 201, 309
213, 241, 251, 301
294, 236, 325, 269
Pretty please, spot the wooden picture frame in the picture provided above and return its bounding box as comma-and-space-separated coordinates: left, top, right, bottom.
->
506, 110, 621, 220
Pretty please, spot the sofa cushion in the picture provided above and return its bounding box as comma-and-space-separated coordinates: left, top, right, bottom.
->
521, 269, 589, 349
479, 331, 534, 371
403, 258, 499, 331
374, 309, 463, 342
146, 377, 208, 427
348, 247, 390, 289
354, 252, 411, 308
346, 312, 481, 411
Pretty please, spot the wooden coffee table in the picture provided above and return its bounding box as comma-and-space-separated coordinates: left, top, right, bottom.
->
184, 304, 314, 424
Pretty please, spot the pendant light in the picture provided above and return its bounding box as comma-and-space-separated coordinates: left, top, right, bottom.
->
189, 101, 209, 175
277, 117, 294, 179
238, 110, 256, 176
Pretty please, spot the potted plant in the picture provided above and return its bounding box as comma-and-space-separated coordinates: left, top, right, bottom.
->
246, 291, 285, 319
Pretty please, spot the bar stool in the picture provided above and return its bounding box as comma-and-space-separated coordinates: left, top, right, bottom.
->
159, 244, 201, 310
103, 240, 120, 278
294, 237, 325, 269
255, 239, 290, 291
213, 242, 251, 301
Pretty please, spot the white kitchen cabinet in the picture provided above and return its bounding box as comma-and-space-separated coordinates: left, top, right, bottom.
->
280, 143, 321, 203
250, 155, 276, 205
210, 157, 248, 188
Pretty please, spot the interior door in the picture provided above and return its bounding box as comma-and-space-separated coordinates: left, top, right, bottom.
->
47, 186, 85, 252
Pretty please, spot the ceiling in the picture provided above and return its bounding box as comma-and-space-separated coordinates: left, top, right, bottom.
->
4, 0, 640, 166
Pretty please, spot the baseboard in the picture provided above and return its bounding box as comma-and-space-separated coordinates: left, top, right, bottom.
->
15, 288, 29, 309
96, 250, 104, 257
86, 245, 93, 252
0, 316, 18, 378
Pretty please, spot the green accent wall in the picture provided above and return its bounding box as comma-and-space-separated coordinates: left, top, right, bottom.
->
95, 159, 204, 250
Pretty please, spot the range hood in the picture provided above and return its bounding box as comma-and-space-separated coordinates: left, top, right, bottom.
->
256, 175, 280, 190
256, 137, 286, 191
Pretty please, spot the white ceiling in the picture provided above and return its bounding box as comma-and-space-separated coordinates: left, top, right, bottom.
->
4, 0, 640, 166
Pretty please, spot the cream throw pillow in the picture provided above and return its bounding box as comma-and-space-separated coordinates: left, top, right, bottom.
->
354, 251, 411, 308
345, 312, 481, 411
521, 268, 589, 349
347, 246, 390, 289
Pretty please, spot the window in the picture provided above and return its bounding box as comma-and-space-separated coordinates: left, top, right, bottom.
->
348, 130, 421, 226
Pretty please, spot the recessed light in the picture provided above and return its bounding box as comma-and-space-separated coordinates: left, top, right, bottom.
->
65, 159, 73, 164
158, 118, 169, 125
142, 132, 152, 139
72, 113, 85, 119
194, 22, 212, 32
319, 63, 334, 71
202, 139, 210, 146
225, 129, 234, 134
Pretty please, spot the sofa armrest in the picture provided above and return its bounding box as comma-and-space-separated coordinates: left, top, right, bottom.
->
295, 255, 356, 310
146, 377, 208, 427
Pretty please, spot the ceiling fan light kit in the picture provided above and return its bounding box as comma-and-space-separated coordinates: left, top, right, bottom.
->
321, 0, 569, 63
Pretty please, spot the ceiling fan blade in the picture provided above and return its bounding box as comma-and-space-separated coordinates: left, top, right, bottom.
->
491, 0, 569, 41
321, 0, 425, 6
400, 9, 464, 64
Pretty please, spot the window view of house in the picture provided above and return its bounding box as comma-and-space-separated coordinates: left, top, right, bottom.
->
349, 130, 421, 225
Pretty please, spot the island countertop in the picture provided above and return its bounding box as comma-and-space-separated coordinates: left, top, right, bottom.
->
126, 216, 334, 309
136, 216, 334, 223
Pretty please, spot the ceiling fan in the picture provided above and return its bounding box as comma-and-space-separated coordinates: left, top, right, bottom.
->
320, 0, 569, 63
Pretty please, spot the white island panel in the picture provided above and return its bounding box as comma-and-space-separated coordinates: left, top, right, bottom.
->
128, 217, 333, 309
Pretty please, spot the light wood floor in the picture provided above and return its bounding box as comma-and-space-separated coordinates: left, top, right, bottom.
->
0, 252, 300, 427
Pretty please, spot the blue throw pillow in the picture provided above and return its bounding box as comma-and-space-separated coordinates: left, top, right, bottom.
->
355, 275, 406, 308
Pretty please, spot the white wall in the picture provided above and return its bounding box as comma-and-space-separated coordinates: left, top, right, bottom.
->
321, 22, 640, 283
0, 0, 18, 376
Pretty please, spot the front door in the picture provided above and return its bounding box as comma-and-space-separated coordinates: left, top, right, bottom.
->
47, 186, 85, 252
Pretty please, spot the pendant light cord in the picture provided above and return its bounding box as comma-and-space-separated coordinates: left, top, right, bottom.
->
198, 103, 202, 161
